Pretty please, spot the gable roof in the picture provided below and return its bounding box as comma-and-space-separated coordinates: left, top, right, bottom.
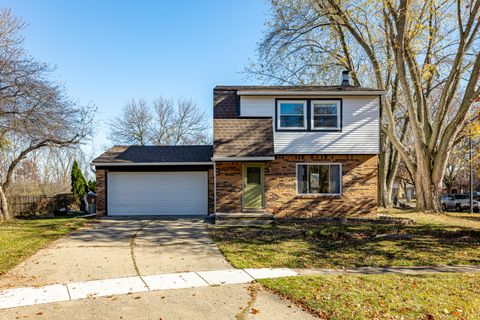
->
213, 118, 274, 159
92, 145, 213, 165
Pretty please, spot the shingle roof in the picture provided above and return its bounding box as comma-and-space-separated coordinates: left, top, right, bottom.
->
92, 145, 213, 164
214, 85, 382, 92
213, 118, 274, 158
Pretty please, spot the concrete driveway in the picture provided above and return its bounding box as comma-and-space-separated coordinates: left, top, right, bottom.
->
0, 217, 231, 288
0, 217, 315, 319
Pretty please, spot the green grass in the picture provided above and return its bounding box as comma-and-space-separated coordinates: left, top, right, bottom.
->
0, 216, 91, 274
211, 212, 480, 318
209, 212, 480, 269
260, 273, 480, 319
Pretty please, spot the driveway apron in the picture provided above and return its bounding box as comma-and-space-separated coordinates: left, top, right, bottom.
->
0, 217, 229, 288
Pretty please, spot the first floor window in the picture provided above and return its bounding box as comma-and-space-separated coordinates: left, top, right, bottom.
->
297, 164, 341, 195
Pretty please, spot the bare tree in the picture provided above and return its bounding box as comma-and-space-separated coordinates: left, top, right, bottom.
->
108, 97, 210, 146
170, 98, 210, 145
246, 0, 480, 211
108, 99, 152, 146
0, 9, 94, 220
151, 97, 175, 145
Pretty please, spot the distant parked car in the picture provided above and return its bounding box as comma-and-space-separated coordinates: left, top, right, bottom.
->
440, 194, 451, 210
464, 192, 480, 201
442, 194, 480, 212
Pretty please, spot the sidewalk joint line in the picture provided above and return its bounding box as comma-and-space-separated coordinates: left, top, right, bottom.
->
194, 272, 211, 286
241, 268, 257, 281
65, 283, 72, 301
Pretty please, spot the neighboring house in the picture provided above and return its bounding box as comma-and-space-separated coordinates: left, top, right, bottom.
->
93, 75, 382, 218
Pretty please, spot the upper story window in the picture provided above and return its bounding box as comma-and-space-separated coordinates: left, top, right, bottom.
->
311, 100, 341, 130
277, 100, 307, 129
275, 98, 342, 131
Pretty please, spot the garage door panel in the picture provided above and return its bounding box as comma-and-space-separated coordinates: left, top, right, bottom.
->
107, 172, 208, 216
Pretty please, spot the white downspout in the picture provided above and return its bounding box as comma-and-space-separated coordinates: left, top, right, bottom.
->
213, 160, 217, 215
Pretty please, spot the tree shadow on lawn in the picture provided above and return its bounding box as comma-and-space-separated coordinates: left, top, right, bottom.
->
210, 222, 480, 268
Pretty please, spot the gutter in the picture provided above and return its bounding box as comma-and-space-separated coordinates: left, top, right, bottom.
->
91, 162, 213, 166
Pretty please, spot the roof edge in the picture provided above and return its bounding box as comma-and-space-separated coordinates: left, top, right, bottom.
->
237, 90, 385, 96
92, 161, 213, 166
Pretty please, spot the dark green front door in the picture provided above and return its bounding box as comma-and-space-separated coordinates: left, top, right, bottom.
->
243, 164, 264, 209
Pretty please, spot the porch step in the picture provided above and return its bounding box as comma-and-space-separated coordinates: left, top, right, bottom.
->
214, 212, 274, 226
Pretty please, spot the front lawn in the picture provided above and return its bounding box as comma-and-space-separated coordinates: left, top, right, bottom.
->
209, 212, 480, 269
0, 216, 91, 274
260, 273, 480, 319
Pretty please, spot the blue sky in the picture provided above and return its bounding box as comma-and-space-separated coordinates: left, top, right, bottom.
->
2, 0, 269, 155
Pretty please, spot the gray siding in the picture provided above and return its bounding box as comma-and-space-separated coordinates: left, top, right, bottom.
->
240, 96, 380, 154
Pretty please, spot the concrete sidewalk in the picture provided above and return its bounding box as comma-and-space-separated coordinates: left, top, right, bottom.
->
0, 284, 316, 320
2, 264, 480, 311
295, 265, 480, 276
0, 268, 298, 309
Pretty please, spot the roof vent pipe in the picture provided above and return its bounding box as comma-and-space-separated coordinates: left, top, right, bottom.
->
341, 70, 350, 86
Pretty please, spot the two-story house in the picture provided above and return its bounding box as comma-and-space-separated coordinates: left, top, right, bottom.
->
93, 76, 382, 220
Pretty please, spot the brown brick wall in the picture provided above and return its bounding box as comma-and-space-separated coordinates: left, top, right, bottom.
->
95, 169, 106, 215
215, 155, 378, 217
265, 155, 378, 217
215, 162, 243, 213
213, 89, 238, 119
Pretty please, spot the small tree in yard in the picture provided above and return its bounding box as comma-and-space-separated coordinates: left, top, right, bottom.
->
71, 160, 87, 206
87, 180, 96, 192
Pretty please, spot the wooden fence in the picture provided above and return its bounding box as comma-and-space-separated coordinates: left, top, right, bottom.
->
8, 193, 75, 217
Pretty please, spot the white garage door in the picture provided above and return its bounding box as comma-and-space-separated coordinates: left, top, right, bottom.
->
107, 171, 208, 216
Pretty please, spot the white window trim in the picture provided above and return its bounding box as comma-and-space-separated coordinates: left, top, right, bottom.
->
277, 100, 307, 130
295, 163, 342, 196
310, 100, 341, 130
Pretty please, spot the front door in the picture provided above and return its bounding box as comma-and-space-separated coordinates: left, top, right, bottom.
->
243, 164, 264, 209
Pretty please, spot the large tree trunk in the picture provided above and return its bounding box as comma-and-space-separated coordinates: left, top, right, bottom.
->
0, 185, 10, 221
378, 139, 401, 208
415, 154, 442, 212
379, 158, 399, 207
378, 144, 389, 207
